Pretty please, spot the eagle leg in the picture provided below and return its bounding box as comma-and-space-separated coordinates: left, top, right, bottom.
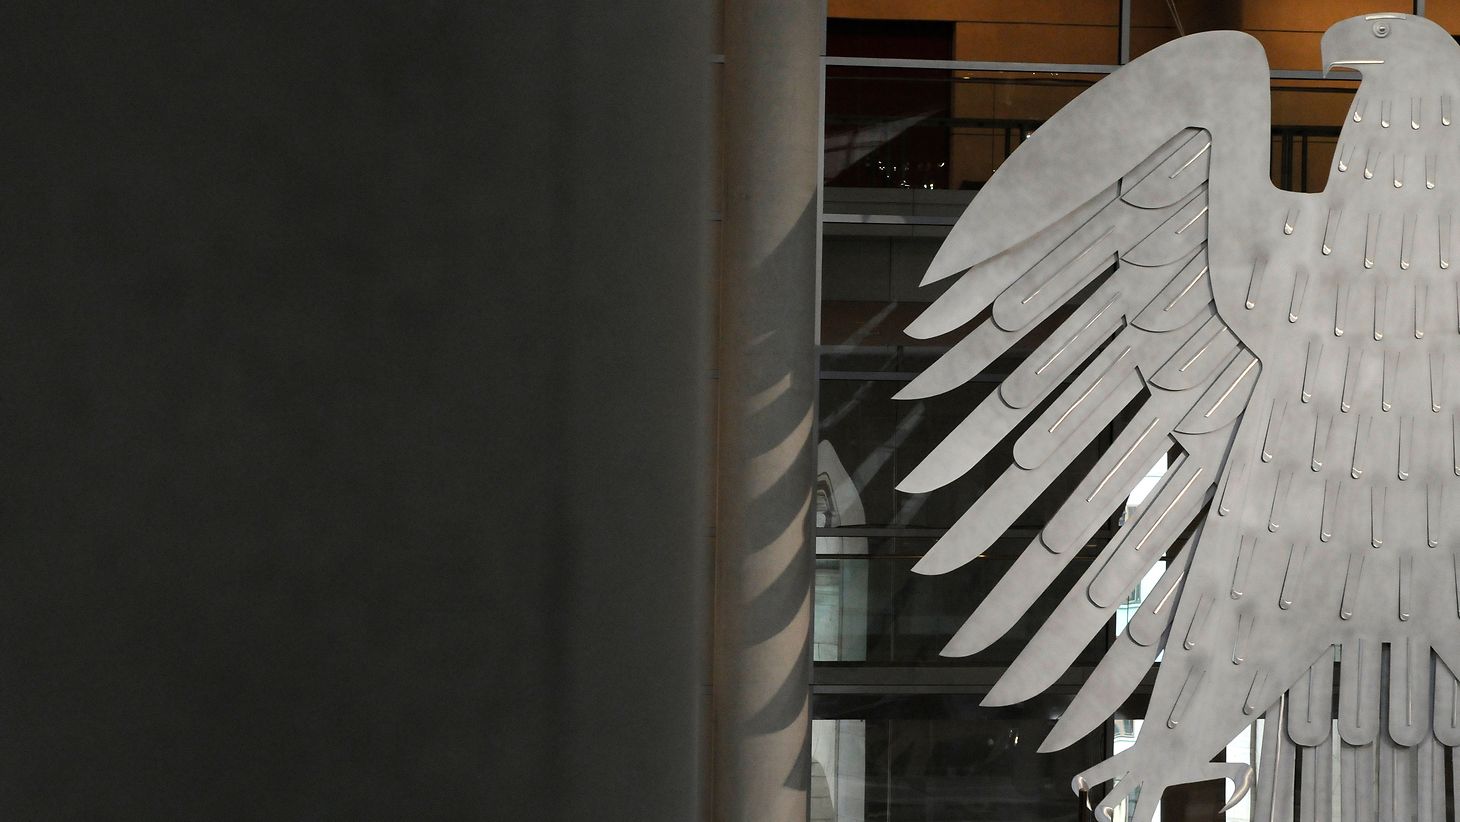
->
1075, 752, 1253, 822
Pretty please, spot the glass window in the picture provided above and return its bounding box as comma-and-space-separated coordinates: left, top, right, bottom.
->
824, 67, 956, 190
1113, 456, 1170, 637
811, 694, 1108, 821
813, 540, 1110, 665
824, 19, 958, 190
825, 70, 1357, 194
816, 375, 1121, 530
811, 694, 1230, 821
1103, 718, 1230, 820
825, 68, 1100, 191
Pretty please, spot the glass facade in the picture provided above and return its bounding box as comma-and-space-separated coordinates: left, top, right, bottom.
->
810, 2, 1456, 819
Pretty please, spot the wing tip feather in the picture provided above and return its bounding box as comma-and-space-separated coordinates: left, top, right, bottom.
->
940, 622, 1000, 658
979, 682, 1024, 708
918, 255, 974, 288
891, 379, 935, 402
903, 310, 952, 340
911, 550, 963, 577
894, 478, 931, 496
1038, 698, 1108, 754
1036, 733, 1077, 755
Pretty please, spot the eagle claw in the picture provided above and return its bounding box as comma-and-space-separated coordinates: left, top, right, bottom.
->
1073, 754, 1252, 822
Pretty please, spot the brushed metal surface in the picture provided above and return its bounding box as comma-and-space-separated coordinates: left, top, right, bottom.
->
900, 14, 1460, 821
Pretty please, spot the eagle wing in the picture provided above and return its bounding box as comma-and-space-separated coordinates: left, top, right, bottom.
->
899, 31, 1286, 815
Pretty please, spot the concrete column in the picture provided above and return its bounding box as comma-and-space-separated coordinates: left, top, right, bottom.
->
714, 1, 822, 821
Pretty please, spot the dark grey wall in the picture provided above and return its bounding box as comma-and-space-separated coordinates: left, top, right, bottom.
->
0, 3, 712, 819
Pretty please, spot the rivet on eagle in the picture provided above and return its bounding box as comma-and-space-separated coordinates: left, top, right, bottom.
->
900, 13, 1460, 821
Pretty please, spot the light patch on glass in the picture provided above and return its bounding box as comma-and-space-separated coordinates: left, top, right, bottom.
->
1108, 719, 1161, 822
1126, 453, 1169, 510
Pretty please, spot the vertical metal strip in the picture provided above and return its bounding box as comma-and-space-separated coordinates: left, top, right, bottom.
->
1255, 706, 1282, 821
1340, 742, 1357, 822
1299, 742, 1318, 822
814, 54, 825, 348
1354, 743, 1378, 821
1119, 0, 1132, 64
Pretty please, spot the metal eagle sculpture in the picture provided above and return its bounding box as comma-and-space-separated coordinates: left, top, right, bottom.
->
900, 13, 1460, 821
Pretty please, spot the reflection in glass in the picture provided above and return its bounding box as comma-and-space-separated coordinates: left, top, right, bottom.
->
1105, 716, 1341, 821
825, 70, 1097, 191
1114, 454, 1169, 640
812, 694, 1104, 821
811, 719, 866, 822
817, 440, 870, 662
812, 548, 1107, 666
817, 375, 1112, 531
1109, 719, 1151, 821
825, 69, 1356, 194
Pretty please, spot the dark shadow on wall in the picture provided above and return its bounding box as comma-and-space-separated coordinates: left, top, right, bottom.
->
0, 2, 713, 820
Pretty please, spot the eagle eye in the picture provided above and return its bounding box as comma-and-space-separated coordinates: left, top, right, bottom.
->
1373, 22, 1391, 37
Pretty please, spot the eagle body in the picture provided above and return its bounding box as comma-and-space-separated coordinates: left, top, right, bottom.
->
900, 14, 1460, 820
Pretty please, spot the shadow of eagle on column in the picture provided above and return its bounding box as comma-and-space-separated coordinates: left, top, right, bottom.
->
900, 13, 1460, 821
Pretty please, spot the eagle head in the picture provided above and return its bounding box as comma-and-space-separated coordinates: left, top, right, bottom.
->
1322, 13, 1456, 77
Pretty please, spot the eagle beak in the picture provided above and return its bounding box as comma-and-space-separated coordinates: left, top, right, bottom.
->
1324, 59, 1383, 78
1320, 20, 1388, 77
1320, 30, 1344, 77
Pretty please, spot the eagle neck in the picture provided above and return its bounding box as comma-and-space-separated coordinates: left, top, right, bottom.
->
1330, 75, 1460, 195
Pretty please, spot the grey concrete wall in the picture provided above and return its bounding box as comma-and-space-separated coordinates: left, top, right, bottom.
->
0, 3, 712, 819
